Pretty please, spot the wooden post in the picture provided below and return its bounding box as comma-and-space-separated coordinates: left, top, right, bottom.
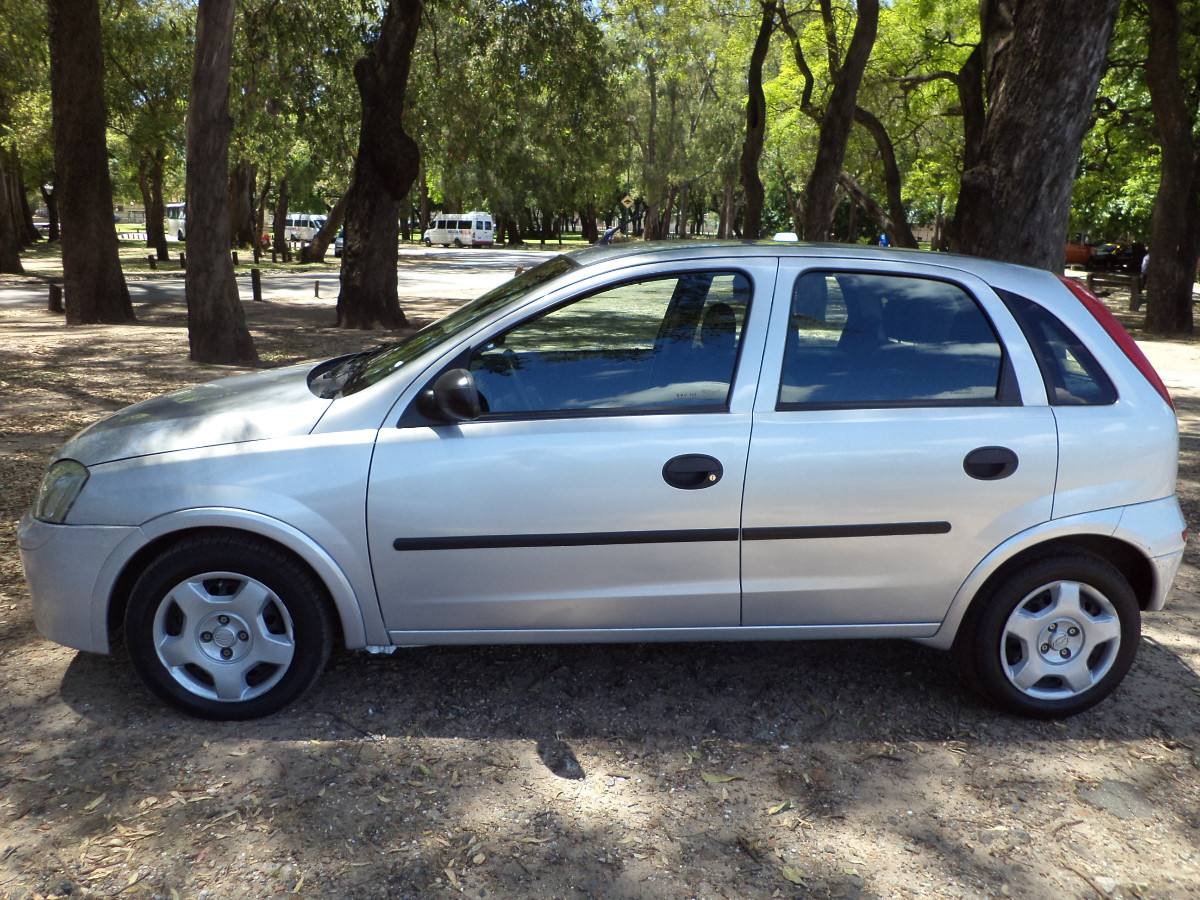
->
231, 251, 239, 267
48, 282, 64, 313
271, 249, 277, 263
179, 252, 186, 270
314, 279, 320, 298
146, 254, 157, 270
251, 267, 262, 302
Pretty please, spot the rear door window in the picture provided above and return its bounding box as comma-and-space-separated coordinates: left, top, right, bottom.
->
779, 272, 1004, 407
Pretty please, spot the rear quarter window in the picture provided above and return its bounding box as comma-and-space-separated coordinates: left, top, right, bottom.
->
995, 288, 1117, 406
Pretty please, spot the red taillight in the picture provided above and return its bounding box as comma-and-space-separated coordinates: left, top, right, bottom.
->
1056, 275, 1174, 410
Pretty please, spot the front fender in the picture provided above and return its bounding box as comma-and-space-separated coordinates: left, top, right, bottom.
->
93, 508, 381, 652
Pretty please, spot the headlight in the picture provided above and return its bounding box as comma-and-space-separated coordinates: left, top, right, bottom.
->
34, 459, 89, 524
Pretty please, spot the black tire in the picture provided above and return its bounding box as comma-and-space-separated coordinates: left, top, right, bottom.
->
955, 553, 1139, 718
125, 534, 334, 720
453, 238, 463, 248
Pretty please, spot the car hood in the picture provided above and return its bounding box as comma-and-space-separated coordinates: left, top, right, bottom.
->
57, 364, 332, 466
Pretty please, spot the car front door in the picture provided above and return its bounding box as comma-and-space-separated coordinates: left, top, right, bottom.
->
367, 257, 777, 637
740, 258, 1058, 631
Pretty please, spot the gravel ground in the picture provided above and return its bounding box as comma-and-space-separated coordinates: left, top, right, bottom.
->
0, 271, 1198, 899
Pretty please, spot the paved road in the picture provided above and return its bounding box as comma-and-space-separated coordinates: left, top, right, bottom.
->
0, 246, 559, 309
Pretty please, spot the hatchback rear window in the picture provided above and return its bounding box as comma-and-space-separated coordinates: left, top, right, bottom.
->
995, 288, 1117, 406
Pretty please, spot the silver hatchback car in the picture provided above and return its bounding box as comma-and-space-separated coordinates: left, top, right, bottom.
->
19, 243, 1185, 719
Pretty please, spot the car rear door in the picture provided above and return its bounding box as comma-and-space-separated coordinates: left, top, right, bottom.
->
740, 257, 1057, 630
368, 256, 778, 637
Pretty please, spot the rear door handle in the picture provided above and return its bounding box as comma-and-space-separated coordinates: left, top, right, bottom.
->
963, 446, 1019, 480
662, 454, 723, 490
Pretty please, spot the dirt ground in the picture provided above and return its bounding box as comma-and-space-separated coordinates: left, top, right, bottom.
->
1, 268, 1199, 899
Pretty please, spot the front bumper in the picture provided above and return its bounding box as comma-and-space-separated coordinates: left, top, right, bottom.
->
17, 513, 138, 653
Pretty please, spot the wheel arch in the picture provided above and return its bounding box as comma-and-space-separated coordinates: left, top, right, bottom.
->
103, 514, 370, 652
918, 508, 1158, 651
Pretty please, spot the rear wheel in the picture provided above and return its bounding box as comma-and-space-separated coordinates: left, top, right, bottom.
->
125, 534, 334, 719
956, 554, 1139, 718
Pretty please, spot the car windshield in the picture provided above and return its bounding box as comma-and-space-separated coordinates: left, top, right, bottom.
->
337, 254, 579, 396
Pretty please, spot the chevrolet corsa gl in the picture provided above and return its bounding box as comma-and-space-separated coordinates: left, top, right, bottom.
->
19, 243, 1186, 720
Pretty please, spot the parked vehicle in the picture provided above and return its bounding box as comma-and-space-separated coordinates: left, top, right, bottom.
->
20, 243, 1184, 720
281, 213, 327, 243
165, 203, 186, 241
1064, 242, 1091, 267
422, 211, 494, 247
1086, 241, 1147, 274
334, 229, 344, 258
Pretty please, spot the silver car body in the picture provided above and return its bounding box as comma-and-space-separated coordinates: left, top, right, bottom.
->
18, 242, 1186, 658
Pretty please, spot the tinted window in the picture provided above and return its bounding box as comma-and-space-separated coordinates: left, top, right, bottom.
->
470, 271, 751, 415
346, 255, 579, 395
476, 220, 484, 229
779, 272, 1003, 407
996, 288, 1117, 405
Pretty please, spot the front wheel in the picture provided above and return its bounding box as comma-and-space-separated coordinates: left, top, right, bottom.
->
955, 553, 1139, 718
125, 534, 334, 719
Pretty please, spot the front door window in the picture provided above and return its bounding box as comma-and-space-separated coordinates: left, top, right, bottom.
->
469, 271, 752, 416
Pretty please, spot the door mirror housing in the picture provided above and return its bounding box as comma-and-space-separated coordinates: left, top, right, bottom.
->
417, 368, 482, 423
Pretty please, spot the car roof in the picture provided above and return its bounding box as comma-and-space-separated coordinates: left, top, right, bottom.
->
560, 239, 1064, 304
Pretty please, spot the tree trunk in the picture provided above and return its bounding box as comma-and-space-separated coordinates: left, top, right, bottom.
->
1143, 0, 1199, 335
505, 215, 523, 245
301, 193, 347, 262
336, 0, 422, 330
15, 156, 40, 245
272, 176, 288, 255
227, 159, 256, 247
581, 203, 599, 243
953, 0, 1119, 270
2, 163, 25, 248
853, 106, 918, 248
400, 185, 412, 242
838, 171, 893, 239
41, 183, 60, 242
718, 171, 735, 239
0, 153, 23, 274
255, 165, 270, 253
139, 150, 169, 260
801, 0, 879, 241
739, 0, 775, 241
933, 193, 945, 251
418, 169, 430, 231
47, 0, 133, 322
185, 0, 257, 363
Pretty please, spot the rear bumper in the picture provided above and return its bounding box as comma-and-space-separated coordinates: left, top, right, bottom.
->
1147, 547, 1185, 612
17, 513, 137, 653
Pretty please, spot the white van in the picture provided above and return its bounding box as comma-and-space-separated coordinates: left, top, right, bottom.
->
283, 213, 327, 242
422, 211, 494, 247
165, 203, 186, 241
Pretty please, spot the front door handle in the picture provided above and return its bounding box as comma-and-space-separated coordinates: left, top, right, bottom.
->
662, 454, 723, 490
964, 446, 1019, 480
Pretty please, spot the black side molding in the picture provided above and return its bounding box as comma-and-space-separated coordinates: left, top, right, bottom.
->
393, 522, 952, 551
393, 528, 740, 551
742, 522, 951, 540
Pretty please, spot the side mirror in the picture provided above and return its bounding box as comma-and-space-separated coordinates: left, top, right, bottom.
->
417, 368, 482, 423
